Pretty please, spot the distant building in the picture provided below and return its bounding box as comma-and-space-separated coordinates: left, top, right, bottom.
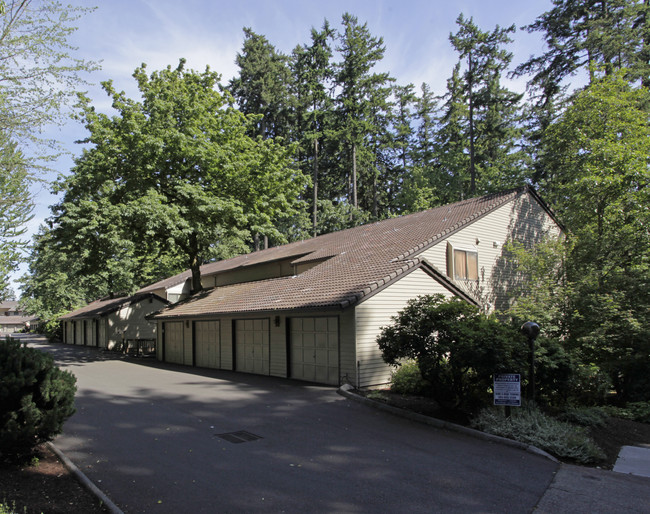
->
0, 301, 39, 334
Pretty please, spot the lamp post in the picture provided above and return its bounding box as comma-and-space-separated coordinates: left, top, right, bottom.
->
521, 321, 540, 404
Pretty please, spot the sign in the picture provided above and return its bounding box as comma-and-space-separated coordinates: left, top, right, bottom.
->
493, 373, 521, 407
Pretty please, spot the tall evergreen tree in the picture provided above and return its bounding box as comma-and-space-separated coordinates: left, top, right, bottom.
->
438, 15, 524, 199
290, 22, 336, 234
228, 28, 293, 140
333, 13, 393, 213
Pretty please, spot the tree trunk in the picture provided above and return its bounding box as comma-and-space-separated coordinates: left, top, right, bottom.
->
312, 138, 319, 236
352, 143, 358, 208
468, 50, 476, 196
189, 234, 202, 294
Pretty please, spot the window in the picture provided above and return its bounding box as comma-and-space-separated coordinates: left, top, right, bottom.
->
447, 243, 479, 281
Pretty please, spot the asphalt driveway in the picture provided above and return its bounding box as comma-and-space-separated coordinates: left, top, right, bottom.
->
24, 337, 558, 513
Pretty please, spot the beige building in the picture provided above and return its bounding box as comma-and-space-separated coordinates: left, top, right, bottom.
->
59, 293, 168, 352
149, 187, 562, 388
0, 301, 38, 334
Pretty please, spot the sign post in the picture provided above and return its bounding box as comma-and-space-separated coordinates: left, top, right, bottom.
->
494, 373, 521, 417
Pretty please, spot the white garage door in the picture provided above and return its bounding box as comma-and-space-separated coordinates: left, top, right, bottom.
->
290, 317, 339, 385
195, 321, 220, 369
235, 319, 270, 375
164, 321, 184, 364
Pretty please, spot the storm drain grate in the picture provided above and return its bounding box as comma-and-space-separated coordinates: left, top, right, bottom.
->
217, 430, 263, 444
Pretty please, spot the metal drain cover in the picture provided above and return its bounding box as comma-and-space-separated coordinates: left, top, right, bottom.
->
217, 430, 263, 444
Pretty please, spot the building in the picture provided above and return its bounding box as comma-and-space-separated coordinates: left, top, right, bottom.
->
59, 293, 169, 351
0, 301, 38, 334
148, 187, 562, 387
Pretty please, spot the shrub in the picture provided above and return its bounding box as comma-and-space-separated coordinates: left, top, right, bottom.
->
390, 361, 430, 395
471, 406, 605, 464
0, 338, 76, 458
556, 406, 608, 427
377, 295, 526, 414
603, 402, 650, 423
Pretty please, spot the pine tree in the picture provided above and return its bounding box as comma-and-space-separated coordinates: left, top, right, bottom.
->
438, 15, 523, 199
228, 28, 293, 140
290, 22, 336, 234
333, 13, 393, 213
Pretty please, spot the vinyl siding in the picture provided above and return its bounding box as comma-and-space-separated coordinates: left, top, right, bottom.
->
355, 268, 458, 388
419, 195, 562, 312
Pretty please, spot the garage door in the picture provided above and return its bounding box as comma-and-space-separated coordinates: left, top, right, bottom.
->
85, 320, 95, 347
290, 317, 339, 385
235, 319, 270, 375
195, 321, 220, 369
164, 321, 184, 364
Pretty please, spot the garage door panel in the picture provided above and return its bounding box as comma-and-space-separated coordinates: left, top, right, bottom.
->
290, 316, 339, 385
235, 319, 270, 375
195, 321, 220, 369
164, 322, 184, 364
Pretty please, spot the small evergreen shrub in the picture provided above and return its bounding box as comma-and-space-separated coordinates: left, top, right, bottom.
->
0, 338, 77, 458
390, 361, 430, 395
471, 406, 605, 464
556, 406, 608, 427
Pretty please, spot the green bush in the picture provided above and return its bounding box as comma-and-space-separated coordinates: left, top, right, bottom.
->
604, 402, 650, 423
556, 406, 608, 427
390, 361, 430, 395
471, 406, 605, 464
377, 295, 526, 413
0, 338, 76, 458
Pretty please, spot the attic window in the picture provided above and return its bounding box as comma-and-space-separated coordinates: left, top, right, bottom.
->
447, 243, 478, 281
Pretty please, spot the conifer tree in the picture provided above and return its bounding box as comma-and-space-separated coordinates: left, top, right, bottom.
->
438, 15, 523, 199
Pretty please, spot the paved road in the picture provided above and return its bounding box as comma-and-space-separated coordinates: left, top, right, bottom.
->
24, 337, 559, 513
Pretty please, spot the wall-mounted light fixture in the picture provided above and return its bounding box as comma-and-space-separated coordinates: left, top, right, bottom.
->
274, 316, 281, 327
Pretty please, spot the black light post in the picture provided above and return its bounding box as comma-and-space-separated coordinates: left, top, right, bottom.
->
521, 321, 540, 404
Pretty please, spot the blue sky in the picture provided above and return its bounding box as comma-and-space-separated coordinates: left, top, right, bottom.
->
16, 0, 557, 294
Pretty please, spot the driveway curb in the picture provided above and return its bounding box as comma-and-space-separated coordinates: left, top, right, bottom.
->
46, 442, 124, 514
337, 384, 558, 463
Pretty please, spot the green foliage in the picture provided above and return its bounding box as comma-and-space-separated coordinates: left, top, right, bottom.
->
0, 134, 32, 300
603, 402, 650, 423
438, 15, 525, 199
472, 406, 605, 464
34, 59, 308, 299
556, 406, 608, 427
543, 71, 650, 403
377, 295, 525, 413
390, 361, 430, 395
0, 338, 76, 458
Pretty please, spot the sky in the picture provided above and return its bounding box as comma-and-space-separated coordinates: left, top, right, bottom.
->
14, 0, 558, 296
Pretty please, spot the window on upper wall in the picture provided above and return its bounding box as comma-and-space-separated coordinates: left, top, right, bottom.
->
447, 243, 479, 281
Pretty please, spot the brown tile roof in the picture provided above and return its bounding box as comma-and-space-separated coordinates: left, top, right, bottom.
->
60, 293, 168, 320
0, 315, 38, 325
152, 188, 531, 319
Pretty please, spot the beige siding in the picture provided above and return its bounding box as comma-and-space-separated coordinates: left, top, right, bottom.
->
220, 319, 234, 370
107, 297, 166, 349
420, 194, 562, 312
202, 258, 295, 289
183, 320, 193, 365
355, 268, 458, 388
